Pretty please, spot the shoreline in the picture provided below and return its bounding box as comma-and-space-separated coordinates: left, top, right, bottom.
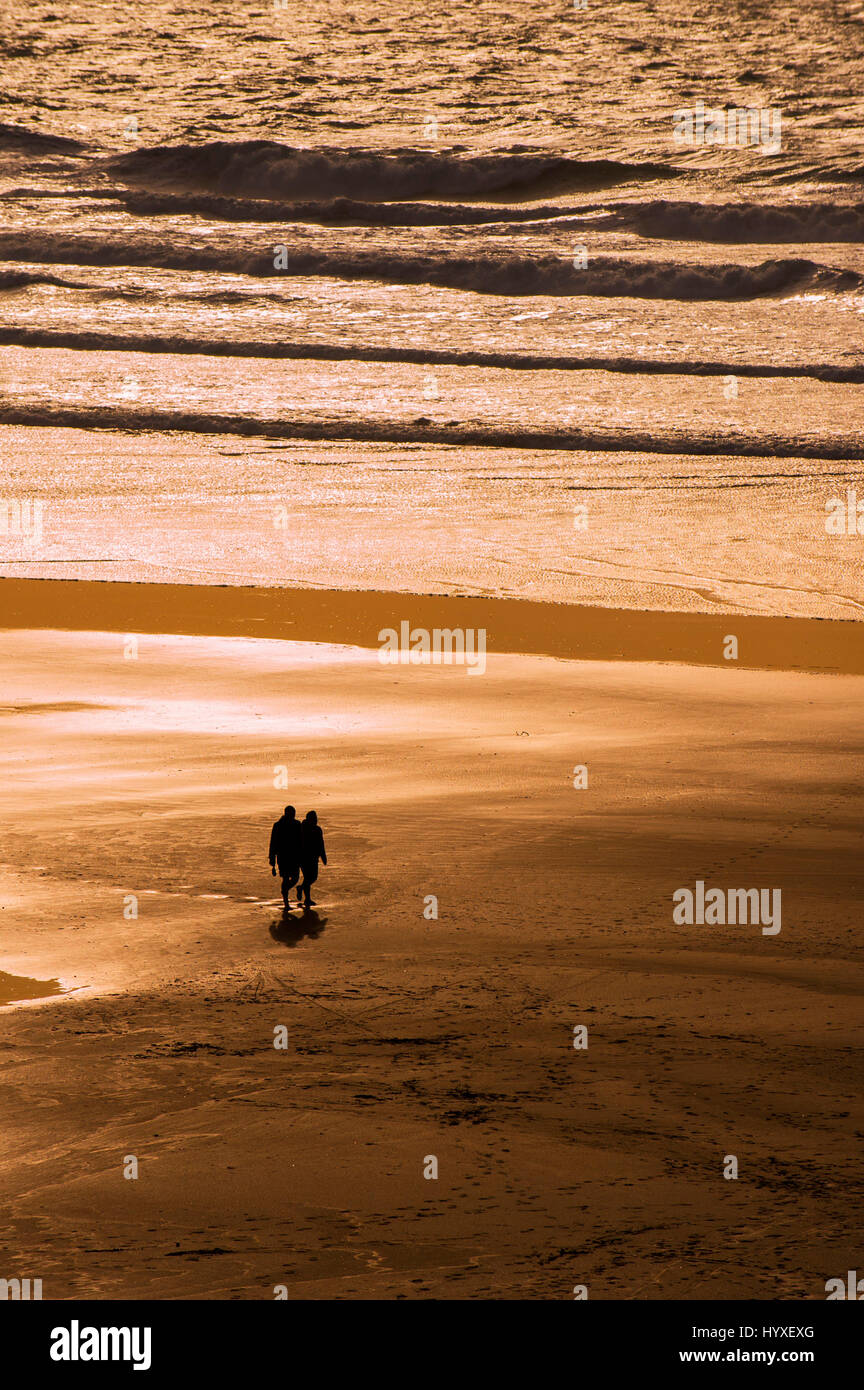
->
2, 576, 863, 674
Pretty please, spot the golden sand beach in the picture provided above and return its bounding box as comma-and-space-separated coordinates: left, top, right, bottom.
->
0, 589, 860, 1298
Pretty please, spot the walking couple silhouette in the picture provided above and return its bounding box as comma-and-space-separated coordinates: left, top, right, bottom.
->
269, 805, 327, 908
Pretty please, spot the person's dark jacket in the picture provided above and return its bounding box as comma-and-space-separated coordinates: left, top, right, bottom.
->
301, 822, 326, 867
269, 815, 303, 870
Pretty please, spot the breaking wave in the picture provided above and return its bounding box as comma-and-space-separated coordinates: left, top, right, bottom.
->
105, 140, 681, 201
0, 401, 859, 461
102, 188, 597, 227
0, 326, 860, 382
0, 233, 858, 298
0, 269, 98, 291
0, 121, 87, 155
601, 199, 864, 243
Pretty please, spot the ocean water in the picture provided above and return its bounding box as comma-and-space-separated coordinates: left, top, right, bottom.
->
0, 0, 862, 616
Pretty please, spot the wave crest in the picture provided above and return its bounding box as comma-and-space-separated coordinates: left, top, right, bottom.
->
0, 121, 86, 155
0, 232, 859, 299
0, 401, 859, 461
0, 326, 860, 381
603, 199, 864, 243
105, 140, 680, 202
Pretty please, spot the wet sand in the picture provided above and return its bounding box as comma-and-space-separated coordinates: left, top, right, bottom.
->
0, 970, 62, 1006
0, 616, 861, 1299
3, 577, 864, 672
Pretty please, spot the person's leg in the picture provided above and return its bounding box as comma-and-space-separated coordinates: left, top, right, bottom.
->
279, 863, 299, 906
302, 862, 319, 905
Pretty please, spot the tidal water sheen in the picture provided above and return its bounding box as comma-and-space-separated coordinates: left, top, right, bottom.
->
0, 0, 861, 616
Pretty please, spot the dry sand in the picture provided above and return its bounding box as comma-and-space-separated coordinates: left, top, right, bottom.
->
0, 588, 861, 1299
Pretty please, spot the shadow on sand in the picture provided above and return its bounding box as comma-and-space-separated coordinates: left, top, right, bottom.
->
269, 906, 328, 947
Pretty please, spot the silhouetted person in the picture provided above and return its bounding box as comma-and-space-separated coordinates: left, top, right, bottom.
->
268, 805, 303, 907
298, 810, 327, 906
